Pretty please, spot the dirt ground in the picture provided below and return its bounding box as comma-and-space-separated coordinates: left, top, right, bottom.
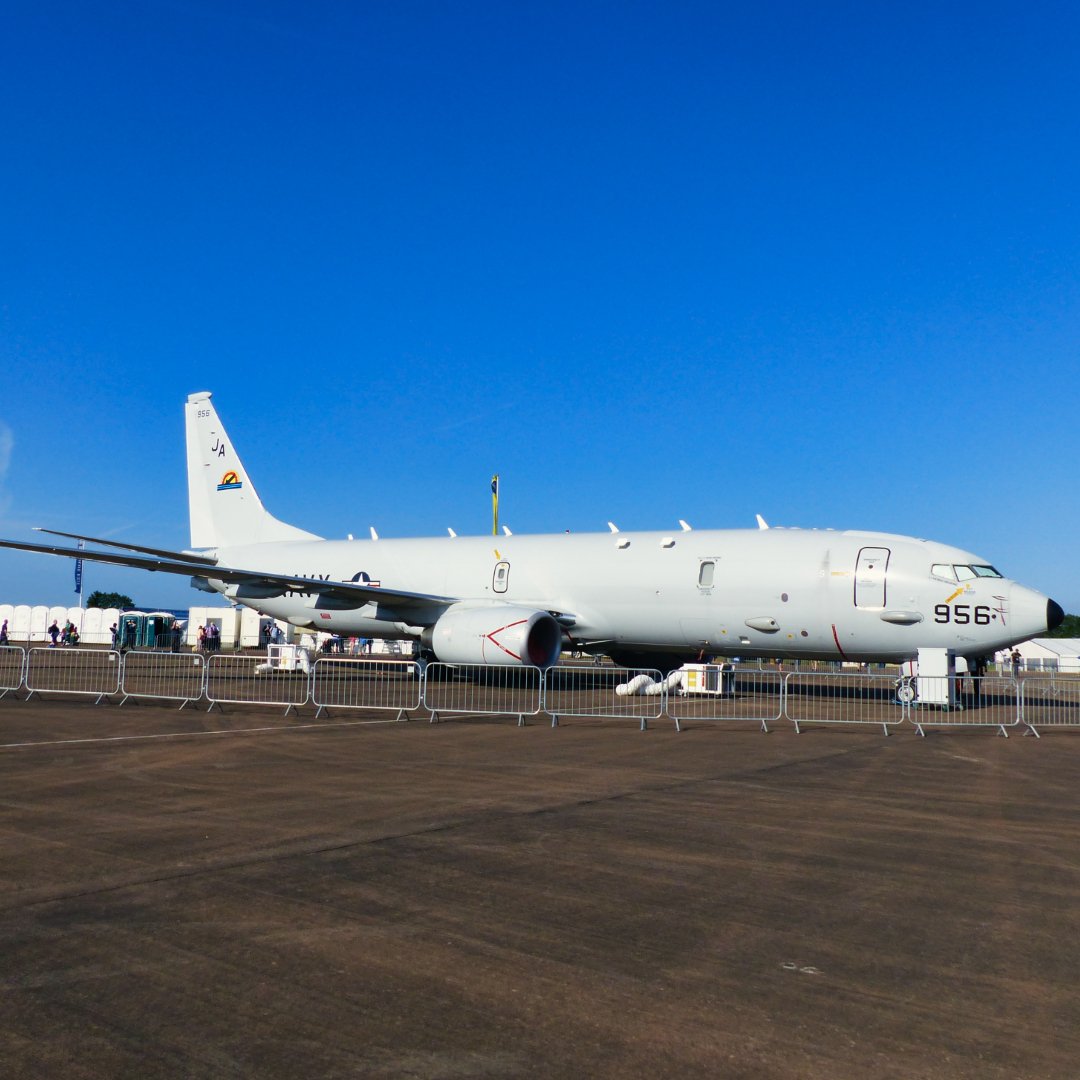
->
1, 695, 1078, 1079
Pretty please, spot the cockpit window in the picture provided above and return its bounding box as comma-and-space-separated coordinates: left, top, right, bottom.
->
935, 563, 1004, 581
952, 564, 1003, 581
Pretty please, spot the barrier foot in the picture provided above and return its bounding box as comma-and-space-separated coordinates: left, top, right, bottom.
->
430, 711, 439, 724
793, 720, 801, 735
516, 714, 526, 727
1023, 724, 1040, 738
997, 724, 1009, 738
118, 694, 130, 708
881, 723, 890, 736
640, 717, 648, 732
914, 723, 926, 737
283, 704, 297, 719
760, 719, 769, 734
550, 714, 559, 728
673, 717, 682, 733
93, 693, 105, 706
314, 705, 327, 719
395, 708, 408, 723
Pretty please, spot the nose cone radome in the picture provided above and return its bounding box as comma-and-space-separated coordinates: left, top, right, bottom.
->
1010, 584, 1059, 641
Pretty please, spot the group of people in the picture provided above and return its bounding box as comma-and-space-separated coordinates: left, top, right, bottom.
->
196, 623, 222, 652
318, 636, 374, 655
47, 620, 80, 647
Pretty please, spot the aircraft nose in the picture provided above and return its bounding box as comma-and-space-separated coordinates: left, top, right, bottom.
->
1048, 599, 1065, 632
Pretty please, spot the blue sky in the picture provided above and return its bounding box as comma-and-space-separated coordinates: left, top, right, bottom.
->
1, 1, 1078, 611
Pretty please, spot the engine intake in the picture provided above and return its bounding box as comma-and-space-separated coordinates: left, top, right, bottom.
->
425, 605, 562, 668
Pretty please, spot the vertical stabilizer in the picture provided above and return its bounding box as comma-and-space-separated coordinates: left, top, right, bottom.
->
185, 392, 321, 549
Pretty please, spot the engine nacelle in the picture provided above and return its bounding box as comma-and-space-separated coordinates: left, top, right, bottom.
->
424, 605, 562, 668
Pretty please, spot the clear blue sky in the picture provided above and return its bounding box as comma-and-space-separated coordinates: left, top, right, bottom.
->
1, 1, 1078, 611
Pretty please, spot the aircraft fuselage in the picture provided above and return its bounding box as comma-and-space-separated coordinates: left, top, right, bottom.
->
208, 526, 1054, 663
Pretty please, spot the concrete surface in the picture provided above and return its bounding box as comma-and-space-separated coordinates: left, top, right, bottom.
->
1, 698, 1078, 1078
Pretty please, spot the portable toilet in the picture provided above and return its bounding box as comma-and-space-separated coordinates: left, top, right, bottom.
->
146, 612, 182, 648
117, 612, 146, 650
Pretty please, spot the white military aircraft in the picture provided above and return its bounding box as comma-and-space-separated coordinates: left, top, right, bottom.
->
0, 392, 1064, 669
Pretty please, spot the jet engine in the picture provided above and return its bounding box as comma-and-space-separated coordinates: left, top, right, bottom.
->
424, 605, 562, 668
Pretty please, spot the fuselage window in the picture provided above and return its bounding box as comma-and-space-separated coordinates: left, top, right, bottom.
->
698, 561, 715, 588
954, 565, 977, 581
931, 564, 956, 581
971, 564, 1002, 578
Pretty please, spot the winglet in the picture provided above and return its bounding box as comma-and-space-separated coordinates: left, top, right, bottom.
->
756, 514, 770, 530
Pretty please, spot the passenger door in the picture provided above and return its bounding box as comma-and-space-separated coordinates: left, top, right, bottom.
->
854, 547, 889, 608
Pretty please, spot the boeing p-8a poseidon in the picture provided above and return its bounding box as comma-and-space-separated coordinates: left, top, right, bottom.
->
0, 392, 1063, 669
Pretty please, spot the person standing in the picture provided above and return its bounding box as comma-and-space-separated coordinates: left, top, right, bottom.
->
0, 618, 8, 645
47, 620, 60, 647
971, 655, 988, 708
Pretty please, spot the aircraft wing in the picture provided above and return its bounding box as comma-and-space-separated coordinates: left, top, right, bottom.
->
32, 528, 218, 565
0, 536, 457, 611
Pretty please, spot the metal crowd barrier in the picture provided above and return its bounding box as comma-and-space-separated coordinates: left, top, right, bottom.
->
423, 663, 544, 725
205, 653, 310, 716
542, 666, 664, 730
667, 665, 783, 732
0, 651, 1071, 740
119, 650, 206, 709
784, 672, 907, 735
312, 658, 422, 720
0, 645, 25, 699
24, 647, 122, 704
907, 676, 1020, 737
1019, 676, 1080, 737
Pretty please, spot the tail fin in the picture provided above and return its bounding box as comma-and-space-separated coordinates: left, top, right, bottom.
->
185, 392, 321, 549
